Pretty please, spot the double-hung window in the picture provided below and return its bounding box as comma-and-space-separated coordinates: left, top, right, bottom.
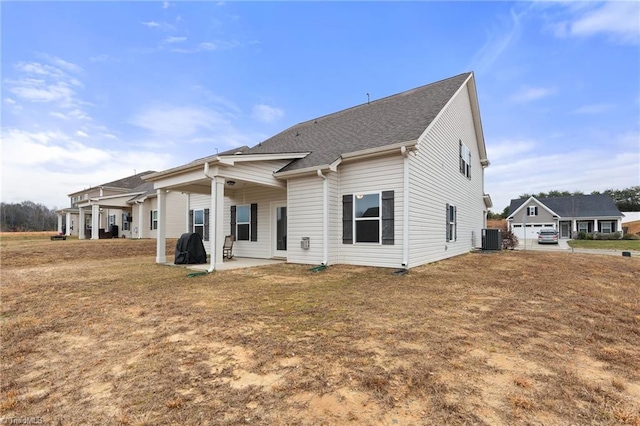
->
193, 209, 204, 239
527, 206, 538, 216
122, 213, 130, 231
446, 204, 457, 242
108, 214, 116, 227
151, 210, 158, 230
459, 140, 471, 178
354, 193, 381, 243
236, 205, 251, 241
601, 222, 613, 234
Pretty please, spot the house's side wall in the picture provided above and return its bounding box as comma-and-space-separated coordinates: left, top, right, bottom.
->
166, 192, 188, 238
337, 155, 404, 268
408, 82, 486, 267
223, 186, 287, 258
327, 171, 340, 265
287, 175, 325, 265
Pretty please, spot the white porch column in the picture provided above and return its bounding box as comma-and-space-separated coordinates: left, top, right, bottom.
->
57, 214, 63, 234
79, 208, 85, 239
618, 218, 623, 236
593, 219, 598, 234
572, 219, 577, 235
65, 212, 72, 236
185, 193, 191, 234
137, 202, 144, 239
156, 189, 167, 263
91, 204, 100, 239
209, 177, 225, 271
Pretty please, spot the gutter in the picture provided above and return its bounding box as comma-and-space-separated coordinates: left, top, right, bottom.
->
317, 169, 329, 266
401, 146, 410, 268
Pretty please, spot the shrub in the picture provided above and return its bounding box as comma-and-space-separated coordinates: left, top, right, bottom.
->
622, 233, 640, 240
502, 229, 519, 250
577, 231, 586, 240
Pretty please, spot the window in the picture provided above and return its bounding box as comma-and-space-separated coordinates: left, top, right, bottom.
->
527, 206, 538, 216
151, 210, 158, 230
446, 204, 457, 242
601, 221, 613, 234
230, 204, 257, 242
236, 205, 250, 241
122, 213, 130, 231
342, 192, 394, 245
459, 140, 471, 178
108, 214, 116, 226
193, 209, 204, 239
578, 222, 589, 233
354, 193, 380, 243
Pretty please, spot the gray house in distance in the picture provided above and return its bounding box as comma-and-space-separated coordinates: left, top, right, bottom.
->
145, 72, 492, 270
506, 194, 624, 239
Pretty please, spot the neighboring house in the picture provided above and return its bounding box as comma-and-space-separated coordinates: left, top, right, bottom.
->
145, 72, 492, 269
506, 194, 624, 239
55, 171, 187, 240
622, 212, 640, 223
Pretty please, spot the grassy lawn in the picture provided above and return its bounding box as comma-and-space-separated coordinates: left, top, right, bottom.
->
568, 239, 640, 251
1, 234, 639, 425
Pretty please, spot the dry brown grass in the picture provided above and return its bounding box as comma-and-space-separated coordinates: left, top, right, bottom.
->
1, 235, 640, 425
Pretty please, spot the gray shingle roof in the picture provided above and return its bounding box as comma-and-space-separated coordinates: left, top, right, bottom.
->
101, 171, 156, 189
508, 195, 623, 218
244, 73, 472, 172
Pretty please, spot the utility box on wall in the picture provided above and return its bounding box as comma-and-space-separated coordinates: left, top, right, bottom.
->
301, 237, 310, 250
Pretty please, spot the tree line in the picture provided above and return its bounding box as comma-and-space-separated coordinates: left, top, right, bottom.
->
488, 186, 640, 219
1, 201, 58, 232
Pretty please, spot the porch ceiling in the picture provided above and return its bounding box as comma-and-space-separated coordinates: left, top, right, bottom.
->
165, 178, 282, 195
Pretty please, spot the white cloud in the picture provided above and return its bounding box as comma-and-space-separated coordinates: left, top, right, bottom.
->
510, 86, 555, 103
170, 40, 241, 54
50, 111, 68, 120
199, 42, 217, 51
6, 78, 76, 104
164, 36, 187, 44
485, 133, 640, 211
162, 1, 170, 9
76, 130, 89, 138
4, 98, 16, 105
142, 20, 160, 28
141, 20, 175, 31
0, 128, 173, 208
252, 104, 284, 123
48, 56, 83, 74
571, 103, 615, 115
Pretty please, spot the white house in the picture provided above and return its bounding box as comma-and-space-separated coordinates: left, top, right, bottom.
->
145, 72, 492, 270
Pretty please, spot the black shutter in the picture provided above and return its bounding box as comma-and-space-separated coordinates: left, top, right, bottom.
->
454, 206, 457, 241
459, 140, 463, 174
204, 209, 210, 241
446, 203, 450, 242
342, 195, 353, 244
230, 206, 236, 239
189, 210, 194, 233
250, 203, 258, 242
381, 191, 394, 245
150, 210, 153, 230
611, 221, 616, 232
535, 206, 538, 216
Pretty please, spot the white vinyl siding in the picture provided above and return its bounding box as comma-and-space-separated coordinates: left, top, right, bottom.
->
408, 82, 485, 267
139, 191, 188, 239
338, 155, 404, 268
222, 160, 290, 189
288, 175, 325, 265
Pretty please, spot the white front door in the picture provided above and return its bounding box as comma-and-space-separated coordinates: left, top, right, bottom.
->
272, 203, 287, 258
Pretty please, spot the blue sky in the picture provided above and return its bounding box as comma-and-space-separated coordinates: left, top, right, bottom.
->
2, 1, 639, 212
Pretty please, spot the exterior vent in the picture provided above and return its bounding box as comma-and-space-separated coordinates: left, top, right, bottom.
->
481, 228, 502, 251
301, 237, 310, 250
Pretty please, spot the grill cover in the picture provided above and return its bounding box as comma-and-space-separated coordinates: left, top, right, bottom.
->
174, 232, 207, 264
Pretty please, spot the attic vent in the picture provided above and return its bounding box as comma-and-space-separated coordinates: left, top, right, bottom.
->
295, 131, 300, 137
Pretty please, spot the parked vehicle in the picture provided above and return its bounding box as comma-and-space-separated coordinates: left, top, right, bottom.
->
538, 228, 558, 244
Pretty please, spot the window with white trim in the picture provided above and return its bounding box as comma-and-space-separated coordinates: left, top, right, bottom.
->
108, 214, 116, 226
601, 221, 613, 234
193, 209, 204, 239
446, 204, 457, 242
236, 205, 251, 241
151, 210, 158, 230
459, 140, 471, 178
354, 193, 381, 243
578, 222, 589, 233
122, 213, 130, 231
527, 206, 538, 216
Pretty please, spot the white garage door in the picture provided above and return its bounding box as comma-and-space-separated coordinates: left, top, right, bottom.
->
512, 224, 555, 239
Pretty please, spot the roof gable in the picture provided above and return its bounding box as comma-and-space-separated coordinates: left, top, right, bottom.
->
244, 73, 472, 172
508, 194, 623, 218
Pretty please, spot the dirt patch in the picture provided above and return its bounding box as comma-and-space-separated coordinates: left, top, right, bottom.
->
1, 236, 639, 425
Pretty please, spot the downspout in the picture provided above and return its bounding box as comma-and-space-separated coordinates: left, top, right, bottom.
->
204, 162, 217, 273
135, 200, 144, 239
317, 169, 328, 266
401, 146, 410, 268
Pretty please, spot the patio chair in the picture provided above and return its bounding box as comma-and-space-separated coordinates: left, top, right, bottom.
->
223, 235, 234, 259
